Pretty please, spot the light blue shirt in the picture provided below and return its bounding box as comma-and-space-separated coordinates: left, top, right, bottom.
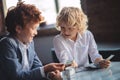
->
18, 40, 45, 77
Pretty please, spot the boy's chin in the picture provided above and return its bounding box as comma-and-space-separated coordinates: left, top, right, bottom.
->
63, 36, 71, 39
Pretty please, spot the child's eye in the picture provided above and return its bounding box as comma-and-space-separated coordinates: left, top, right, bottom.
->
61, 27, 64, 29
68, 28, 72, 31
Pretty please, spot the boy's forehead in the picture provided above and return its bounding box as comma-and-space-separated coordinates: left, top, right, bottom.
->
25, 22, 39, 28
60, 22, 75, 27
60, 25, 75, 28
60, 23, 69, 27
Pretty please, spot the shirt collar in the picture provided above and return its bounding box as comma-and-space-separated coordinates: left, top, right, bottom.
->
17, 39, 29, 49
62, 32, 82, 43
76, 33, 82, 41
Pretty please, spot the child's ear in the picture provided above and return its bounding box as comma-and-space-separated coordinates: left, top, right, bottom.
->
16, 25, 22, 34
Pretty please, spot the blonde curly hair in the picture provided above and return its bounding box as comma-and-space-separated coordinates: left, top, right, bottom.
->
56, 7, 88, 33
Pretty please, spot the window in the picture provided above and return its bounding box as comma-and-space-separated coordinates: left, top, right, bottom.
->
6, 0, 81, 25
5, 0, 81, 36
59, 0, 81, 10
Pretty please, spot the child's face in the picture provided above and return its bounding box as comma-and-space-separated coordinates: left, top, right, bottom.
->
60, 24, 79, 41
16, 22, 39, 44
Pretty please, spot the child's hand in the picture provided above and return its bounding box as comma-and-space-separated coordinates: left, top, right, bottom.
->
99, 60, 111, 68
47, 70, 62, 80
71, 60, 78, 68
65, 60, 78, 68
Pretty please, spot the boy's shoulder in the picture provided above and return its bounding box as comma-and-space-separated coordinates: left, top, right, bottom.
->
53, 34, 65, 41
0, 35, 18, 47
82, 30, 93, 36
54, 34, 63, 38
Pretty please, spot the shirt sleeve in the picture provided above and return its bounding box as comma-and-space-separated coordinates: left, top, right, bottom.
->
53, 35, 69, 64
87, 31, 103, 62
40, 67, 46, 77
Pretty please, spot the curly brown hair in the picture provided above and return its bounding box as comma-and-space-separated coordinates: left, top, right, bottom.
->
5, 2, 43, 35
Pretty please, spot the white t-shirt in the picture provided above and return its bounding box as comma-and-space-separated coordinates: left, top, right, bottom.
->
53, 30, 102, 67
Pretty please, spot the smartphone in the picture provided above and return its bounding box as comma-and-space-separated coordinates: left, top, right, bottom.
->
65, 61, 73, 67
106, 54, 115, 60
